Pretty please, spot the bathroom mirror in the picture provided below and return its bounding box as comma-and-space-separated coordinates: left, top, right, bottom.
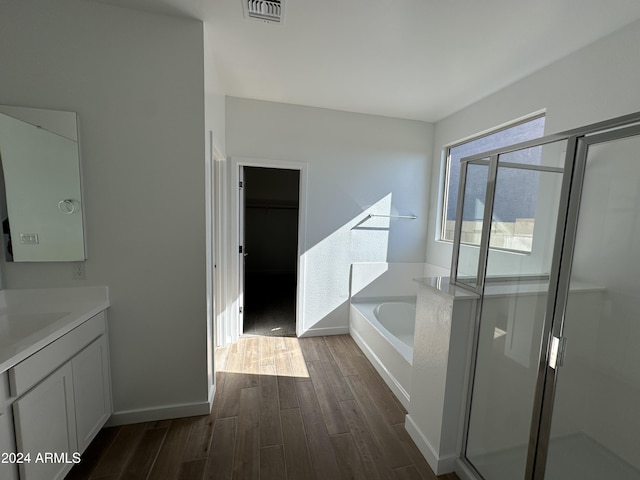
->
0, 105, 86, 262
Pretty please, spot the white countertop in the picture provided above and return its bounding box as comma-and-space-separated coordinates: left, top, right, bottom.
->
414, 276, 603, 299
413, 277, 480, 299
0, 287, 110, 374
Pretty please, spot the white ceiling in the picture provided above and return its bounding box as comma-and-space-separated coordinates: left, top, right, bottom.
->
94, 0, 640, 122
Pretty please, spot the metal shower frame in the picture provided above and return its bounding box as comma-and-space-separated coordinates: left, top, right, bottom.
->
449, 111, 640, 480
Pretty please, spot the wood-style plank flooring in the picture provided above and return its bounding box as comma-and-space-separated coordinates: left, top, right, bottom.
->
65, 335, 460, 480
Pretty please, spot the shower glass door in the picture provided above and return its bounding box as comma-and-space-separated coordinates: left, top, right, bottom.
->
454, 161, 490, 288
464, 140, 566, 480
541, 128, 640, 480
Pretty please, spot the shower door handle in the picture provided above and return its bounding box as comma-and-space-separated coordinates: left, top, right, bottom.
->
548, 336, 567, 369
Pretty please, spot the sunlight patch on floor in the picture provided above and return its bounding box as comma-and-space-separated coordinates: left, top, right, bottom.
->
215, 335, 311, 378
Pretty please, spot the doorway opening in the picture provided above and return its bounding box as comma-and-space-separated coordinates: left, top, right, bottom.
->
240, 166, 300, 337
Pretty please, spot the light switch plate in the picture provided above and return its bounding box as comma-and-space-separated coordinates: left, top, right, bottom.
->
19, 233, 39, 244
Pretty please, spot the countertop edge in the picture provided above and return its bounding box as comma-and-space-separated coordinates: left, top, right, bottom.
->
413, 277, 480, 300
0, 300, 110, 375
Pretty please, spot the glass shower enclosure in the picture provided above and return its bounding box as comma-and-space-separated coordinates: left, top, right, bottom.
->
451, 112, 640, 480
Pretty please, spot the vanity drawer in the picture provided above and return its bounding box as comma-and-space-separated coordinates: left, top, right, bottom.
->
9, 312, 106, 397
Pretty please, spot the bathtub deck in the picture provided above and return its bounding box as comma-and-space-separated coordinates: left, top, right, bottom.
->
65, 334, 459, 480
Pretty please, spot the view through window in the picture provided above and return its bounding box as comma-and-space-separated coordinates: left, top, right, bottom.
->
441, 115, 546, 252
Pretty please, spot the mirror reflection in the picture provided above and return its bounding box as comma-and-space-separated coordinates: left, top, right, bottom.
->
0, 105, 86, 262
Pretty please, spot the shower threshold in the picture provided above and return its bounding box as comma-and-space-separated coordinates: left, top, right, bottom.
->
467, 433, 640, 480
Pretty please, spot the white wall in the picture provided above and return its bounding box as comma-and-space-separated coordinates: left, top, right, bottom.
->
203, 20, 226, 402
423, 18, 640, 474
226, 98, 433, 335
426, 19, 640, 272
0, 0, 210, 421
204, 24, 226, 156
351, 262, 449, 300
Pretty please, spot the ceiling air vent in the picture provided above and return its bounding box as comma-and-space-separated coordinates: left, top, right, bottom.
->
243, 0, 285, 25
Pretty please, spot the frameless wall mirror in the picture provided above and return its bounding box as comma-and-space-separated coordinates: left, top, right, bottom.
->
0, 105, 86, 262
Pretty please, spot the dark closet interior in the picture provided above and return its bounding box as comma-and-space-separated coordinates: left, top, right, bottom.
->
242, 166, 300, 336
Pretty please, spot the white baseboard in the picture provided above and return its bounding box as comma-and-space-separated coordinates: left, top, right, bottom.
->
106, 399, 213, 426
404, 414, 457, 475
298, 326, 349, 337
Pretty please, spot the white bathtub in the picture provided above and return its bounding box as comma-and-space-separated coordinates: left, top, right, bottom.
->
349, 296, 416, 408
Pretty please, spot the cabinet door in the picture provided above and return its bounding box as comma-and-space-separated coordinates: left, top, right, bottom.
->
13, 362, 77, 480
72, 336, 112, 451
0, 410, 19, 480
0, 372, 18, 480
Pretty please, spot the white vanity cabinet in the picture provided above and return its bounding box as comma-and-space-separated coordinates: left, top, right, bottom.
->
8, 311, 111, 480
0, 373, 19, 480
72, 335, 111, 452
12, 364, 77, 480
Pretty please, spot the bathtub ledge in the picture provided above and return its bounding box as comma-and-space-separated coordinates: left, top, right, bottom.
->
413, 276, 479, 300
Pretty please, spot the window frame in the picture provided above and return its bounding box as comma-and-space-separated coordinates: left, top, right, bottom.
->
439, 113, 546, 253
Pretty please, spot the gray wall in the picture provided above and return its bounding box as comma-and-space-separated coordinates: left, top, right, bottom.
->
0, 0, 209, 419
425, 18, 640, 470
227, 97, 434, 334
426, 19, 640, 273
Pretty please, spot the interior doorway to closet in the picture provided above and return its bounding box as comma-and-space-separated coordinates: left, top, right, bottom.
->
239, 166, 300, 337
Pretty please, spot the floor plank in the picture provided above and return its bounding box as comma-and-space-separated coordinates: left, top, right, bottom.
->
275, 350, 300, 410
394, 464, 424, 480
204, 417, 237, 480
242, 337, 260, 388
392, 424, 439, 480
320, 359, 353, 402
306, 360, 350, 435
259, 445, 286, 480
287, 337, 310, 380
346, 374, 411, 468
177, 458, 207, 480
258, 365, 283, 447
280, 407, 314, 479
119, 426, 168, 480
259, 336, 275, 368
308, 336, 334, 363
329, 433, 370, 480
232, 387, 261, 480
68, 333, 459, 480
351, 354, 407, 424
217, 344, 246, 419
183, 414, 215, 461
66, 427, 119, 480
340, 399, 396, 480
324, 335, 361, 377
89, 423, 147, 479
295, 380, 345, 479
148, 418, 196, 480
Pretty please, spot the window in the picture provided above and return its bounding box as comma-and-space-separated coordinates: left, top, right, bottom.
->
440, 114, 546, 252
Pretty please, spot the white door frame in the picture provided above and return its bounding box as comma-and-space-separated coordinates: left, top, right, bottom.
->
216, 156, 229, 347
206, 132, 227, 400
238, 165, 246, 335
228, 156, 307, 343
207, 138, 231, 349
